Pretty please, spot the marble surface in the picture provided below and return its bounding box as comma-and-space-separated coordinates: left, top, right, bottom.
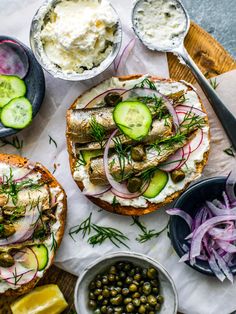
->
182, 0, 236, 58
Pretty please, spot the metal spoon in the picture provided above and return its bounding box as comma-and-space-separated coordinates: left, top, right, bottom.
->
132, 0, 236, 149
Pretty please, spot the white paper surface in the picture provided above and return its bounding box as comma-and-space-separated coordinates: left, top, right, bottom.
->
1, 1, 236, 313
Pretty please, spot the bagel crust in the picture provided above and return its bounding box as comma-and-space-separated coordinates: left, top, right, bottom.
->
0, 154, 67, 296
66, 75, 210, 216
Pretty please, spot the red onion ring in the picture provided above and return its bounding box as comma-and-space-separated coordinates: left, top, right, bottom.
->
158, 148, 184, 172
114, 38, 136, 74
83, 185, 111, 197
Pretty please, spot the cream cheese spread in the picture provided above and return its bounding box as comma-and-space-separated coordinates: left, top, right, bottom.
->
40, 0, 118, 74
133, 0, 187, 50
73, 77, 210, 208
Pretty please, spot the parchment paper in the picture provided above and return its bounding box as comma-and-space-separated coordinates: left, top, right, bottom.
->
1, 0, 236, 313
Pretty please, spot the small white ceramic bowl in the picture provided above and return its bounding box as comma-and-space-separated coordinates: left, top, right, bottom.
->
74, 251, 178, 314
30, 0, 122, 81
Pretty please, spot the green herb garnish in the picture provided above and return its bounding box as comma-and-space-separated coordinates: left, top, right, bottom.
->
69, 213, 129, 248
49, 135, 57, 148
134, 78, 157, 90
89, 117, 106, 148
209, 78, 219, 90
50, 232, 58, 252
112, 196, 119, 206
131, 216, 168, 243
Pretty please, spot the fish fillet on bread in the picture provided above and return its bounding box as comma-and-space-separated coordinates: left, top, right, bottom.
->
66, 75, 210, 216
0, 153, 67, 296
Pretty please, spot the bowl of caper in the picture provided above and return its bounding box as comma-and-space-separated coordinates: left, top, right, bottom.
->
74, 252, 178, 314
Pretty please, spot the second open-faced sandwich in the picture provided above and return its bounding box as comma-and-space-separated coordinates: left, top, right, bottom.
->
66, 75, 210, 216
0, 154, 67, 296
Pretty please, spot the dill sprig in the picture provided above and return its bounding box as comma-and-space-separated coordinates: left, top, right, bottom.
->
50, 232, 58, 252
0, 136, 24, 153
131, 216, 168, 243
223, 146, 235, 157
76, 153, 86, 167
134, 78, 157, 90
150, 132, 186, 153
49, 135, 57, 148
89, 117, 106, 148
209, 78, 219, 90
69, 213, 129, 248
112, 136, 131, 181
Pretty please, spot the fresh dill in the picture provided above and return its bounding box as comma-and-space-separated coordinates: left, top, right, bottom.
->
209, 78, 219, 90
131, 216, 168, 243
0, 136, 24, 153
150, 132, 186, 153
113, 137, 131, 181
180, 110, 205, 133
76, 154, 86, 167
89, 117, 106, 148
223, 146, 235, 157
50, 232, 58, 252
49, 135, 58, 148
176, 94, 188, 104
69, 213, 129, 248
112, 196, 119, 206
134, 78, 157, 90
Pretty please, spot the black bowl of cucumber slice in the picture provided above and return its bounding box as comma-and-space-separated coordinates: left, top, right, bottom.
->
0, 35, 45, 137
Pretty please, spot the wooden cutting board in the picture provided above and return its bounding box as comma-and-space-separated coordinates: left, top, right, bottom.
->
1, 21, 236, 314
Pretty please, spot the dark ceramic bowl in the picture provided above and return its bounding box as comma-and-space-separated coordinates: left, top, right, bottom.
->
0, 35, 45, 137
168, 176, 236, 277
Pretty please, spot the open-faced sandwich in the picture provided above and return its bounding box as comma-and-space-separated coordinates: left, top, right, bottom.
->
0, 154, 66, 296
66, 75, 210, 216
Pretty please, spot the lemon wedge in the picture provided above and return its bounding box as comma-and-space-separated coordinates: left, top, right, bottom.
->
10, 284, 68, 314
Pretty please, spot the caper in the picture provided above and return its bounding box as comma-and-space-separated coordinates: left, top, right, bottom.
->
114, 306, 123, 314
101, 305, 107, 313
0, 215, 3, 223
143, 282, 152, 295
107, 307, 114, 314
117, 281, 123, 287
147, 268, 158, 279
124, 263, 132, 272
149, 312, 155, 314
130, 268, 135, 276
104, 92, 122, 106
122, 287, 129, 296
131, 145, 146, 162
129, 283, 138, 292
102, 276, 109, 285
138, 304, 146, 313
97, 295, 104, 302
171, 169, 185, 183
89, 292, 96, 300
102, 299, 108, 305
150, 279, 158, 287
157, 295, 164, 303
133, 298, 141, 307
152, 287, 159, 294
94, 309, 101, 314
94, 289, 102, 296
124, 297, 132, 305
110, 294, 122, 305
108, 274, 115, 282
126, 303, 135, 312
132, 292, 140, 298
125, 276, 133, 285
96, 280, 102, 288
110, 289, 118, 297
155, 303, 161, 311
127, 177, 143, 193
88, 299, 97, 309
117, 262, 125, 270
147, 295, 157, 306
140, 295, 147, 303
0, 252, 14, 268
89, 281, 96, 290
116, 287, 122, 293
119, 271, 126, 280
142, 269, 148, 278
0, 224, 16, 238
109, 265, 117, 274
134, 273, 142, 281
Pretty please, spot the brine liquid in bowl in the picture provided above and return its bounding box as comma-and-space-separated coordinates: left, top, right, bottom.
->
132, 0, 189, 51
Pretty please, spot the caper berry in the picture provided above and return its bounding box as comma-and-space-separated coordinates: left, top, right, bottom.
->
98, 295, 104, 302
102, 299, 108, 305
109, 266, 117, 274
126, 303, 135, 312
140, 295, 147, 303
125, 276, 133, 285
132, 292, 140, 298
114, 306, 123, 314
94, 309, 101, 314
94, 289, 102, 296
102, 276, 109, 285
104, 92, 122, 107
124, 297, 132, 305
102, 289, 110, 298
110, 289, 118, 297
122, 287, 129, 296
96, 280, 102, 288
110, 295, 122, 305
147, 268, 158, 279
108, 274, 115, 282
101, 305, 107, 313
134, 273, 142, 281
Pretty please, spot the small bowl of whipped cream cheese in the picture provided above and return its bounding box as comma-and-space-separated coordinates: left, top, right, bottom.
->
30, 0, 122, 81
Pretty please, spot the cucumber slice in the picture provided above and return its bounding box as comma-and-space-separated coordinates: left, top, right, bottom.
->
1, 96, 32, 129
0, 75, 26, 107
143, 169, 168, 198
31, 244, 49, 271
113, 101, 152, 141
81, 149, 103, 164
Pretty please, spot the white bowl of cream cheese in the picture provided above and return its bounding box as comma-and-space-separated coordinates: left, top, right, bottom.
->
30, 0, 122, 81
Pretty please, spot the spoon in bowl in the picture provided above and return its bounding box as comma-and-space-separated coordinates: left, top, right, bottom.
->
132, 0, 236, 149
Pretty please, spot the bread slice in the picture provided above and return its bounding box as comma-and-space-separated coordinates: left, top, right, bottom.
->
0, 153, 67, 296
66, 75, 210, 216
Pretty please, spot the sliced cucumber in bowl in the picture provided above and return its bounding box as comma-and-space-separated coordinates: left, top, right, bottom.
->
1, 96, 32, 129
0, 75, 26, 108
